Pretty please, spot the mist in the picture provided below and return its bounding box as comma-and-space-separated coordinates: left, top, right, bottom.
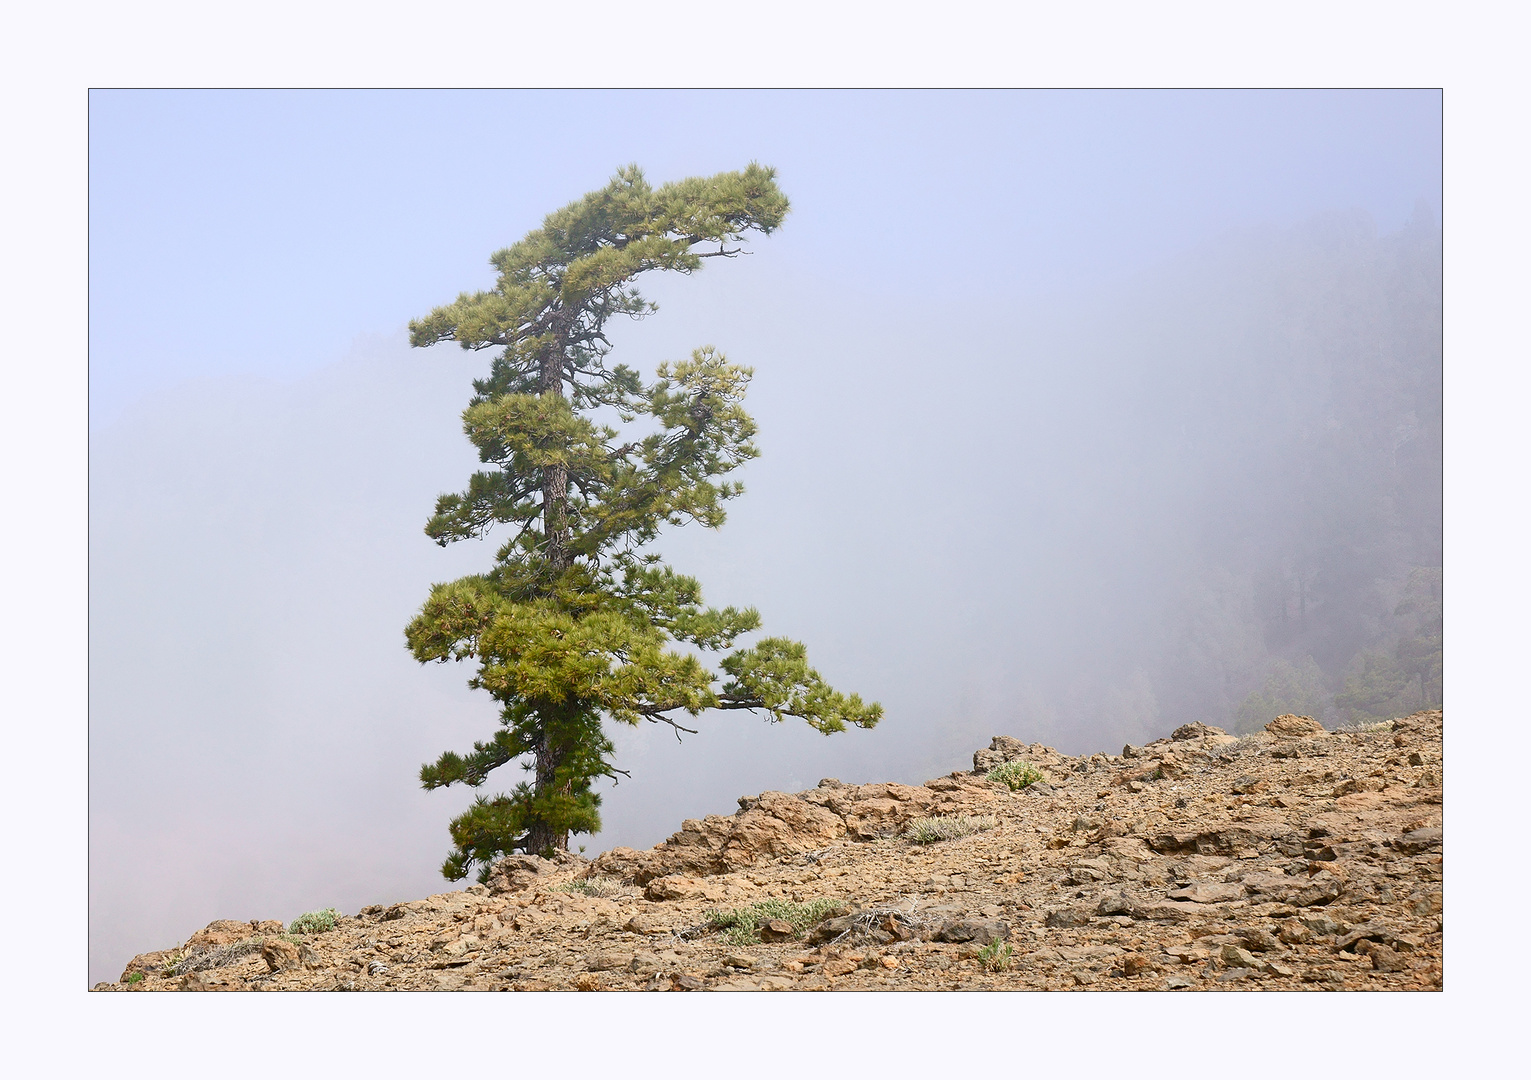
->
88, 91, 1441, 986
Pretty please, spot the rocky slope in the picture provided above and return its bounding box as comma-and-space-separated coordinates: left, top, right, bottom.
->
98, 710, 1443, 992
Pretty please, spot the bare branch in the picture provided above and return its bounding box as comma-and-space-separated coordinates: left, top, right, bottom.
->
641, 711, 700, 741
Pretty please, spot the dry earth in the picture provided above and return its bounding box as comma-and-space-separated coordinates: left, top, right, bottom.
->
98, 710, 1442, 992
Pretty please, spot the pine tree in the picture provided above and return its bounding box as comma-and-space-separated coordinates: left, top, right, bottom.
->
406, 164, 882, 879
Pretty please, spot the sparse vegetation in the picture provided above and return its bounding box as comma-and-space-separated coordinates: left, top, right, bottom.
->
987, 760, 1045, 791
704, 897, 842, 945
169, 936, 267, 975
554, 876, 626, 897
978, 939, 1013, 972
124, 971, 145, 984
904, 814, 999, 844
287, 908, 341, 935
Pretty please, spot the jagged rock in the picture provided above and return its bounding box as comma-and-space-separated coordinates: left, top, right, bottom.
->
645, 875, 704, 901
627, 953, 662, 975
262, 939, 302, 972
972, 735, 1029, 773
806, 916, 856, 944
1172, 722, 1226, 741
486, 854, 557, 895
1301, 914, 1347, 937
1097, 893, 1145, 917
1119, 953, 1155, 976
1235, 927, 1280, 952
178, 971, 223, 991
1356, 940, 1408, 972
1292, 872, 1344, 907
1219, 944, 1259, 968
1336, 922, 1393, 951
1409, 890, 1444, 917
935, 918, 1010, 945
1167, 882, 1245, 904
1266, 714, 1326, 738
186, 920, 259, 949
1277, 918, 1312, 944
1396, 827, 1443, 854
759, 919, 796, 943
1045, 907, 1094, 928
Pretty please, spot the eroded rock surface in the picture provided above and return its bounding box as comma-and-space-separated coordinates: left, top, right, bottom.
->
97, 710, 1443, 992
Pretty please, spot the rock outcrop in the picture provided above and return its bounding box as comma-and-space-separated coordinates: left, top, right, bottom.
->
97, 710, 1443, 992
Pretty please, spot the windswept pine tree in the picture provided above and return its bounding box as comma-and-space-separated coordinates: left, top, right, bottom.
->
406, 165, 881, 879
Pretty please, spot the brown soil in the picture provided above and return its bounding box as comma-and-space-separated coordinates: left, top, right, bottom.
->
97, 710, 1442, 992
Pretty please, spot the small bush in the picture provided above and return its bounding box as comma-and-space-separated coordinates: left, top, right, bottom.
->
987, 760, 1045, 791
904, 814, 999, 844
124, 971, 145, 984
171, 936, 267, 975
704, 897, 843, 945
554, 876, 626, 897
287, 908, 341, 935
978, 940, 1013, 972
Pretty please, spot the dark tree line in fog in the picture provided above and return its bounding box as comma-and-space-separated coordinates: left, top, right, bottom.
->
1052, 209, 1442, 739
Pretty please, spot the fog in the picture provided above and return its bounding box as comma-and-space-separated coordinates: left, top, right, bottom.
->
89, 91, 1441, 986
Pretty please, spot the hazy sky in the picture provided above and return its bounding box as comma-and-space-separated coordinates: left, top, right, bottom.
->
89, 90, 1440, 425
88, 89, 1442, 987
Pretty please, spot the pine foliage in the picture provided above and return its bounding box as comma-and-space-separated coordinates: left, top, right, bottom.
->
406, 165, 880, 878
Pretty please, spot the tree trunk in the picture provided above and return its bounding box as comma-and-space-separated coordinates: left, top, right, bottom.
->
540, 347, 572, 574
525, 732, 569, 855
525, 345, 572, 855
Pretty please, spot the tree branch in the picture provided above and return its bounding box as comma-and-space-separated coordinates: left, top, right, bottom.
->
641, 711, 700, 740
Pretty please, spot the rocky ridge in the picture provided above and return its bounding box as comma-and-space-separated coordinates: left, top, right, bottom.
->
98, 710, 1443, 992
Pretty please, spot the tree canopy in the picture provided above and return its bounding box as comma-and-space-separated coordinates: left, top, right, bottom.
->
406, 165, 881, 879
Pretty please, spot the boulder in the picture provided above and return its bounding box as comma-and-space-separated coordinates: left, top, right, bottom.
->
486, 854, 557, 895
261, 939, 302, 972
1265, 714, 1325, 738
1356, 940, 1408, 972
185, 920, 257, 949
973, 735, 1028, 774
935, 918, 1010, 945
1395, 827, 1443, 855
644, 875, 705, 901
806, 916, 855, 945
759, 919, 796, 943
1171, 722, 1226, 741
1044, 907, 1094, 929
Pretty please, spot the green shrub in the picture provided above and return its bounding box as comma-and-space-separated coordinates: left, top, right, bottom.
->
554, 876, 625, 897
904, 814, 999, 844
704, 897, 842, 945
124, 971, 145, 984
978, 939, 1013, 972
287, 908, 341, 935
986, 760, 1045, 791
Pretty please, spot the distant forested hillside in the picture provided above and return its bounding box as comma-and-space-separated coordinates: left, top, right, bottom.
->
904, 207, 1443, 768
1102, 210, 1442, 733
